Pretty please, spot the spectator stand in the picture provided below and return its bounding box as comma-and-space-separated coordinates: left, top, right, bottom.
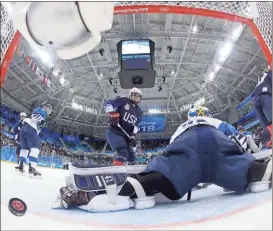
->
234, 92, 260, 132
1, 103, 172, 167
0, 103, 21, 133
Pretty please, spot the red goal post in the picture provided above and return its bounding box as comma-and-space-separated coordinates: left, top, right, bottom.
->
1, 2, 272, 87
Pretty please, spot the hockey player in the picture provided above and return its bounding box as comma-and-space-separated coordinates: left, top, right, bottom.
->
186, 106, 260, 153
237, 126, 250, 136
103, 88, 143, 165
236, 125, 260, 153
15, 102, 52, 177
52, 106, 271, 212
14, 112, 27, 164
253, 68, 272, 148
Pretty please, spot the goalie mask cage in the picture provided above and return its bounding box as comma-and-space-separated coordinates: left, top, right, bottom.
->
1, 2, 272, 86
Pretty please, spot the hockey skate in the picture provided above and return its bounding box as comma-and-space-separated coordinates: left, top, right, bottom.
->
28, 164, 42, 179
15, 162, 24, 173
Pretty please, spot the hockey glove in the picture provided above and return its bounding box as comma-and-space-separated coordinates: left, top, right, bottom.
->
130, 134, 138, 148
37, 120, 46, 130
108, 112, 120, 126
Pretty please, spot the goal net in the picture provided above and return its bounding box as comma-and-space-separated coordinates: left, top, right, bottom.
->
1, 2, 272, 85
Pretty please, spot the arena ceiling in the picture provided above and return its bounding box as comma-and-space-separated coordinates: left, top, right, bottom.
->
2, 3, 269, 138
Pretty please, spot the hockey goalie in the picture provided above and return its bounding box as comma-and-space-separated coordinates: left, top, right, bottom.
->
52, 106, 272, 212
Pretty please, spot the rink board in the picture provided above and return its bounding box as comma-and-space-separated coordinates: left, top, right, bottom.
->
1, 161, 272, 230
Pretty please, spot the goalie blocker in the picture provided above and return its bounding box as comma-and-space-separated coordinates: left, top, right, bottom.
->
52, 149, 272, 213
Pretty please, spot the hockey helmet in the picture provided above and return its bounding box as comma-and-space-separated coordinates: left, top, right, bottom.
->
257, 126, 263, 132
20, 112, 27, 117
129, 87, 142, 104
237, 125, 245, 132
42, 102, 52, 115
188, 105, 212, 120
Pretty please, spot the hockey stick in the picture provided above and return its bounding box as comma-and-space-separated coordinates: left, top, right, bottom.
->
230, 134, 247, 153
117, 123, 142, 153
117, 122, 131, 139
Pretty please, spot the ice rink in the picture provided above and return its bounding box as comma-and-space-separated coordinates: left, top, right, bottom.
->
1, 161, 272, 230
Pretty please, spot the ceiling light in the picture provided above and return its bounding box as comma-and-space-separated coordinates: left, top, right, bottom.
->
52, 69, 59, 77
209, 72, 215, 81
60, 77, 65, 85
37, 48, 53, 67
231, 25, 243, 40
195, 97, 205, 106
219, 41, 233, 62
215, 64, 221, 72
192, 25, 198, 33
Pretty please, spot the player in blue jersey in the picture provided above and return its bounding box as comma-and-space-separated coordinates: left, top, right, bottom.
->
236, 125, 260, 153
53, 106, 271, 212
14, 112, 27, 164
253, 68, 272, 148
237, 126, 250, 136
15, 102, 52, 177
103, 88, 143, 165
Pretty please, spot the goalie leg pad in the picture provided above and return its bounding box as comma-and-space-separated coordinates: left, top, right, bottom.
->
79, 194, 134, 212
248, 158, 272, 193
73, 173, 127, 192
69, 163, 147, 176
252, 149, 272, 160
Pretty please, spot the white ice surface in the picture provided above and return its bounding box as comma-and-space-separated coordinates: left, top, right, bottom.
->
1, 161, 272, 230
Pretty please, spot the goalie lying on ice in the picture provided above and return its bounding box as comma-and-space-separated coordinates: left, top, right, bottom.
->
52, 119, 272, 212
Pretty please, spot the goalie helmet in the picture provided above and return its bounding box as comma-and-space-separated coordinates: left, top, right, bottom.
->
129, 88, 142, 104
188, 105, 212, 120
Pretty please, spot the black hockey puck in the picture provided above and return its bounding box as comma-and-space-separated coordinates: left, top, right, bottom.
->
8, 198, 27, 216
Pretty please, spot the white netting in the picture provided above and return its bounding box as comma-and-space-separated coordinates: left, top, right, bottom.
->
0, 2, 17, 63
1, 2, 272, 66
253, 2, 272, 54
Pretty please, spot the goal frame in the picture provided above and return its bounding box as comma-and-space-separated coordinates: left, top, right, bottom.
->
1, 3, 272, 87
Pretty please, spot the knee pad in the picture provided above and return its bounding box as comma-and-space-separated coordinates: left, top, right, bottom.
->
29, 148, 39, 167
19, 149, 29, 163
115, 147, 129, 163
